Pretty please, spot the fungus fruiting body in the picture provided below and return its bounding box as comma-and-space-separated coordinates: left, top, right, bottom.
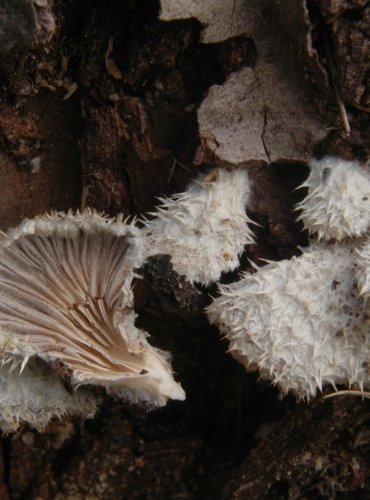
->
0, 211, 184, 431
295, 157, 370, 240
207, 242, 370, 399
0, 355, 96, 433
143, 168, 254, 285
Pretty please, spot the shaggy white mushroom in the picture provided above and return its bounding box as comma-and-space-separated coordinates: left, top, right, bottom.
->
0, 355, 96, 433
143, 168, 255, 285
295, 157, 370, 240
0, 211, 184, 431
207, 242, 370, 399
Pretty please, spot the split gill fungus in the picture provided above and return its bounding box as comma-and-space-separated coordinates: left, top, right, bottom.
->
0, 210, 184, 432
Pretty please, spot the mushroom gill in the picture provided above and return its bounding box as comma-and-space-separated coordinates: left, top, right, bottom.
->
0, 211, 184, 431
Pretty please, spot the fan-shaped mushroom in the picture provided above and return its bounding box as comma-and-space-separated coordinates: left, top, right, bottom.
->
143, 168, 255, 285
207, 242, 370, 399
0, 211, 184, 431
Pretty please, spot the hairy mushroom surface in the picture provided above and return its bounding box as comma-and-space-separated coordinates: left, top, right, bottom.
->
143, 168, 255, 285
0, 354, 96, 433
0, 211, 184, 431
295, 157, 370, 241
207, 242, 370, 399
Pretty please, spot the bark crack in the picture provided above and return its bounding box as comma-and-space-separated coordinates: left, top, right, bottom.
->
253, 68, 271, 163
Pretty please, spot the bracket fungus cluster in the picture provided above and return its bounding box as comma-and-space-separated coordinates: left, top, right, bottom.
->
144, 168, 255, 285
208, 157, 370, 399
0, 211, 184, 432
1, 158, 369, 431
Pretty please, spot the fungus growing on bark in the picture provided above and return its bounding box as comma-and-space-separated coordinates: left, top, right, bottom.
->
207, 242, 370, 399
143, 168, 254, 285
0, 211, 184, 431
295, 157, 370, 240
0, 354, 96, 433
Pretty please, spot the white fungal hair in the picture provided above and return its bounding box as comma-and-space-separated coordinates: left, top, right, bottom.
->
0, 210, 184, 432
295, 157, 370, 241
0, 355, 97, 433
143, 168, 255, 285
207, 241, 370, 399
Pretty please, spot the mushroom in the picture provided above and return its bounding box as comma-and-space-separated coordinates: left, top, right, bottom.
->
208, 156, 370, 399
295, 157, 370, 241
0, 210, 184, 431
143, 168, 255, 285
207, 241, 370, 399
0, 354, 96, 433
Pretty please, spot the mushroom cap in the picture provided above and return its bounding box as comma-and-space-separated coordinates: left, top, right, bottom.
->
143, 168, 254, 285
207, 241, 370, 399
0, 210, 184, 431
296, 157, 370, 241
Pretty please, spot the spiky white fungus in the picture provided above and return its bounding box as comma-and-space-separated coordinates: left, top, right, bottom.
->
0, 355, 96, 433
357, 237, 370, 312
207, 242, 370, 399
0, 210, 184, 431
143, 168, 254, 285
295, 157, 370, 241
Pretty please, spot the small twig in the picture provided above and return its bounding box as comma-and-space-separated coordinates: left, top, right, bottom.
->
323, 37, 351, 136
332, 80, 351, 136
324, 390, 370, 400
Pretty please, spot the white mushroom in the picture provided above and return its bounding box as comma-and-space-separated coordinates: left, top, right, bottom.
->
295, 157, 370, 241
0, 354, 96, 433
0, 210, 184, 431
207, 241, 370, 399
143, 168, 255, 285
